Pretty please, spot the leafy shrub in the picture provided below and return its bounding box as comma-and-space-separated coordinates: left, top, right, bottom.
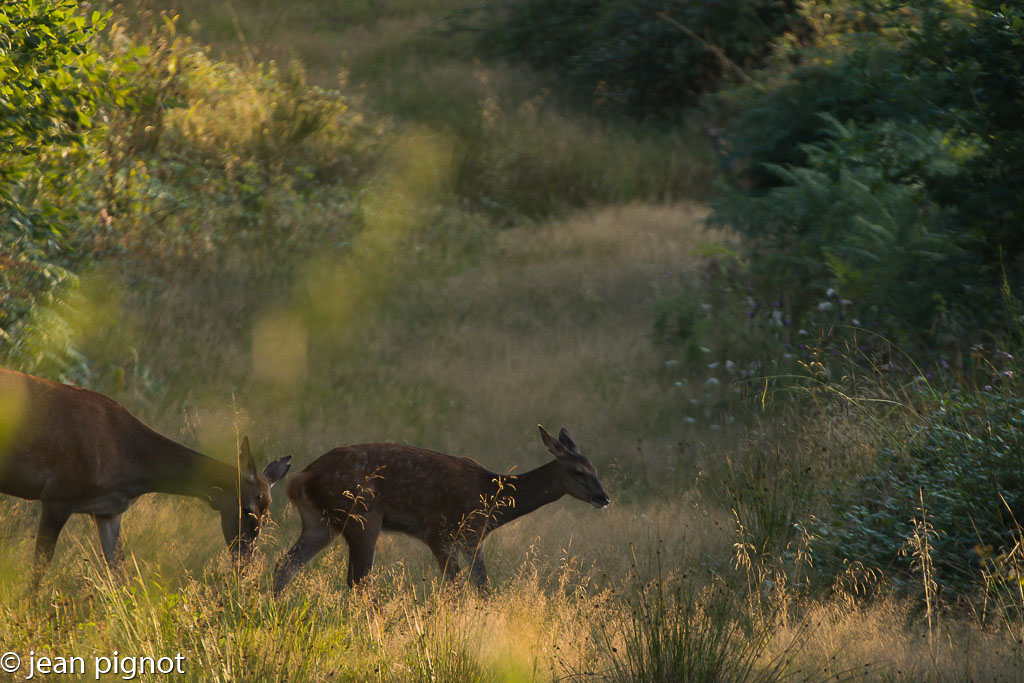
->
74, 15, 379, 258
486, 0, 805, 118
0, 1, 125, 360
814, 387, 1024, 595
713, 0, 1024, 349
0, 0, 107, 197
715, 116, 981, 342
2, 11, 382, 376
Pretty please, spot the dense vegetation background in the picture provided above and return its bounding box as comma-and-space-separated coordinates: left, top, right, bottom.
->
2, 0, 1024, 679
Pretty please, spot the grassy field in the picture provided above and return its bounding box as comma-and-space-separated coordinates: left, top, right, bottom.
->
1, 1, 1023, 680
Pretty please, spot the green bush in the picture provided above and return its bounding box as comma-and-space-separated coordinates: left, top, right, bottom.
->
0, 0, 122, 357
714, 116, 980, 341
0, 0, 107, 195
112, 45, 374, 257
712, 0, 1024, 348
1, 11, 381, 376
813, 384, 1024, 595
487, 0, 804, 118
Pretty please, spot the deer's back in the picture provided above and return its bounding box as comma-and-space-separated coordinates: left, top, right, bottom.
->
0, 369, 150, 501
292, 444, 496, 534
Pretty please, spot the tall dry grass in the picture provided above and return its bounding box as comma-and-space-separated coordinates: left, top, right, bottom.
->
5, 192, 1024, 678
3, 1, 1024, 681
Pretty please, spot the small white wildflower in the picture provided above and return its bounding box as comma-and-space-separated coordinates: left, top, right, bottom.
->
674, 381, 684, 387
852, 319, 861, 326
840, 299, 852, 306
782, 353, 795, 361
826, 288, 837, 297
798, 329, 808, 336
770, 310, 784, 327
725, 360, 737, 374
707, 362, 720, 370
817, 301, 833, 312
682, 417, 697, 425
664, 360, 679, 367
709, 424, 722, 431
700, 346, 712, 354
705, 377, 720, 387
700, 303, 712, 312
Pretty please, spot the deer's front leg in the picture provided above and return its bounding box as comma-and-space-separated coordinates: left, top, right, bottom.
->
429, 538, 463, 581
33, 502, 73, 586
273, 523, 333, 594
93, 513, 125, 570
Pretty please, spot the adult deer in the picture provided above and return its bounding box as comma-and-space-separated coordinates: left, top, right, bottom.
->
272, 425, 610, 593
0, 369, 291, 581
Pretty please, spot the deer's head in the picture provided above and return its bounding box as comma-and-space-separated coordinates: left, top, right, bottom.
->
217, 436, 292, 560
539, 425, 611, 508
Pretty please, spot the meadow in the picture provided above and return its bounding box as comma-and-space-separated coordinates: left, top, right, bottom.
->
2, 0, 1024, 680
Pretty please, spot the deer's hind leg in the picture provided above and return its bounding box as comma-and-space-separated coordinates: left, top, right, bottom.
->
341, 507, 382, 588
469, 554, 488, 591
430, 542, 488, 592
427, 532, 467, 583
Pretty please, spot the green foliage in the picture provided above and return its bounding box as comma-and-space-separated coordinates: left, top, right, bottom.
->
715, 117, 978, 340
0, 0, 116, 363
107, 42, 374, 257
1, 10, 380, 376
0, 0, 104, 192
713, 0, 1024, 348
486, 0, 804, 118
814, 387, 1024, 595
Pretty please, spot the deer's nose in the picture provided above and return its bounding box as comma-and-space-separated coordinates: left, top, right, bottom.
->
591, 493, 611, 508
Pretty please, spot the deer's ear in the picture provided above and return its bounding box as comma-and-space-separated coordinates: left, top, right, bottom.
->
539, 424, 571, 459
263, 456, 292, 487
557, 427, 578, 453
240, 436, 257, 476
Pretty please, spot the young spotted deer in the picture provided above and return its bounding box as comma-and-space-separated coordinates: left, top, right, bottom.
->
0, 369, 291, 582
272, 425, 610, 593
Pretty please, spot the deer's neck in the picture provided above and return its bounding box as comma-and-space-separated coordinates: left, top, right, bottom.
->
140, 432, 239, 506
490, 461, 564, 528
